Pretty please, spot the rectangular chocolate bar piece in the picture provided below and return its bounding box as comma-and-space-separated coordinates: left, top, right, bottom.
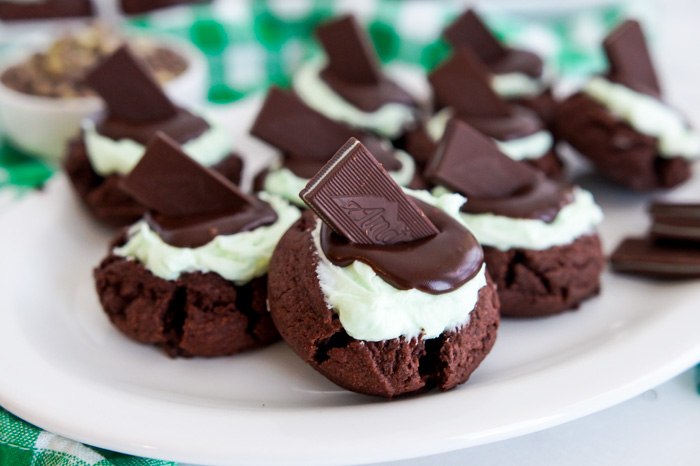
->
85, 45, 177, 124
604, 19, 661, 95
250, 87, 356, 162
429, 46, 511, 118
120, 0, 208, 15
0, 0, 93, 21
300, 138, 438, 245
610, 237, 700, 279
122, 133, 254, 217
650, 202, 700, 243
426, 119, 537, 199
443, 9, 506, 63
316, 15, 381, 85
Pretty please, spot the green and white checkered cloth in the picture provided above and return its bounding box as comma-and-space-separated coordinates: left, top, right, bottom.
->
0, 409, 174, 465
0, 1, 670, 464
0, 0, 649, 189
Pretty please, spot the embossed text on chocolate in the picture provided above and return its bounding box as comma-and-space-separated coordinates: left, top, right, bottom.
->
333, 196, 411, 244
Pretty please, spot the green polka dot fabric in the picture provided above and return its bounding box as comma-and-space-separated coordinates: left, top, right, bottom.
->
0, 1, 670, 464
125, 0, 648, 104
0, 1, 646, 188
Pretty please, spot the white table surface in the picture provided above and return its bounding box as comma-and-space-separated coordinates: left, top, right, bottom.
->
374, 369, 700, 466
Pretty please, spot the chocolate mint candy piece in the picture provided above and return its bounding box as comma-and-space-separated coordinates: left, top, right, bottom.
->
250, 87, 356, 162
0, 0, 92, 21
85, 45, 177, 123
121, 133, 276, 248
650, 203, 700, 243
429, 46, 511, 118
316, 15, 381, 85
122, 133, 255, 217
250, 87, 400, 173
443, 9, 506, 64
120, 0, 207, 15
426, 119, 538, 199
610, 237, 700, 278
604, 20, 661, 96
300, 138, 438, 245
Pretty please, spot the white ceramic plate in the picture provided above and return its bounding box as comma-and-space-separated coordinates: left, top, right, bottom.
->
2, 93, 700, 466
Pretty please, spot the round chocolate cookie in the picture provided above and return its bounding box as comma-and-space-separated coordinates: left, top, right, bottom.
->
94, 253, 279, 358
556, 92, 691, 191
267, 211, 500, 398
64, 136, 244, 228
483, 234, 604, 318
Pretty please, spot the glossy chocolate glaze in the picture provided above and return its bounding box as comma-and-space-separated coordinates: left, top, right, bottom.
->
462, 174, 574, 222
144, 200, 278, 248
321, 198, 484, 294
320, 68, 417, 113
457, 105, 543, 142
96, 107, 210, 146
487, 49, 543, 79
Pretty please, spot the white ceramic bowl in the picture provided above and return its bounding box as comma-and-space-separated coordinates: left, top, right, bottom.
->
0, 34, 207, 162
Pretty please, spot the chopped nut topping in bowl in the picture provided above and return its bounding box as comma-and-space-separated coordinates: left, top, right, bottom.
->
0, 23, 206, 160
0, 23, 188, 99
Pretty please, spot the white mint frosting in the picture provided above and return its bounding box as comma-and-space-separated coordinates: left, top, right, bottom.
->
114, 193, 301, 285
491, 72, 545, 98
293, 60, 418, 139
583, 76, 700, 159
83, 117, 234, 177
426, 107, 553, 161
313, 188, 487, 342
439, 187, 604, 251
263, 149, 416, 207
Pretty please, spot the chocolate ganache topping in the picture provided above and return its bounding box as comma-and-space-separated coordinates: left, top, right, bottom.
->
85, 45, 209, 145
321, 197, 484, 293
315, 15, 416, 113
427, 120, 572, 222
429, 46, 543, 141
121, 133, 277, 248
251, 87, 401, 178
300, 137, 483, 294
443, 9, 543, 79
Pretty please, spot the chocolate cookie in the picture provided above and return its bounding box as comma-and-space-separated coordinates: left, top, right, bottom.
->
484, 234, 604, 318
556, 92, 690, 191
64, 136, 243, 228
268, 211, 500, 398
95, 252, 279, 358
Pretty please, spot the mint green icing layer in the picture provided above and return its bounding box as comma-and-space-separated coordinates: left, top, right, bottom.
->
114, 193, 301, 285
491, 72, 545, 98
494, 130, 553, 161
443, 187, 603, 251
83, 117, 234, 177
314, 188, 487, 342
293, 61, 417, 139
584, 77, 700, 159
263, 149, 415, 207
426, 107, 552, 160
